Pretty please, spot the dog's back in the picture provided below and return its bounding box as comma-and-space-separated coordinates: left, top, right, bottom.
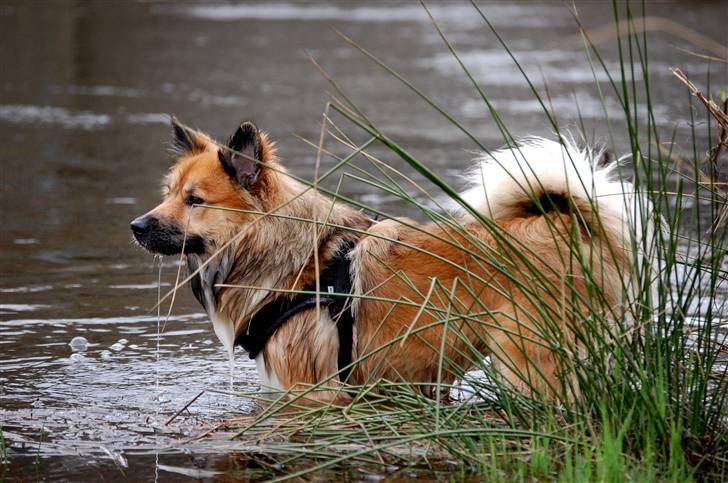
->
349, 137, 648, 397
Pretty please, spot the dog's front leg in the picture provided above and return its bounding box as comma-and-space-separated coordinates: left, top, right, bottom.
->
257, 310, 353, 407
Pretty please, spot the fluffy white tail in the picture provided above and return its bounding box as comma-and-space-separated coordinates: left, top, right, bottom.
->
461, 137, 646, 253
461, 137, 660, 319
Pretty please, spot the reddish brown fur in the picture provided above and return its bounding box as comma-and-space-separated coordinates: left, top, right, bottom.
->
142, 123, 626, 404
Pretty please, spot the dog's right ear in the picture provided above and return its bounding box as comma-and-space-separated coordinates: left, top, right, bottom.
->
170, 116, 208, 155
217, 121, 262, 188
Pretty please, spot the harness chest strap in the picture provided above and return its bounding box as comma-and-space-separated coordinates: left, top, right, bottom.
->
234, 240, 356, 383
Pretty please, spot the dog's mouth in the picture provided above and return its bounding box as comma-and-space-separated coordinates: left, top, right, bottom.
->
130, 215, 207, 255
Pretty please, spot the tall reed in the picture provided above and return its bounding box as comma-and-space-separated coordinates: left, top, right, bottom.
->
188, 1, 727, 480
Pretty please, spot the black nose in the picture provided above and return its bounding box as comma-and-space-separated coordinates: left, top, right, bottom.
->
130, 216, 151, 236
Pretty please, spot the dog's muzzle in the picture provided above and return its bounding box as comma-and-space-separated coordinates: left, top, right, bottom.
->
130, 214, 206, 255
130, 215, 153, 238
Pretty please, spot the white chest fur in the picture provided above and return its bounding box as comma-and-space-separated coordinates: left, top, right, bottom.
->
210, 311, 283, 395
189, 252, 286, 395
255, 353, 284, 395
210, 311, 236, 359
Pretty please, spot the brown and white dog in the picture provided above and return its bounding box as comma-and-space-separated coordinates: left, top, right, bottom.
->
131, 117, 642, 403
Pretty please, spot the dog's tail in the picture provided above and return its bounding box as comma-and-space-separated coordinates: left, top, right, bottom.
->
461, 136, 655, 309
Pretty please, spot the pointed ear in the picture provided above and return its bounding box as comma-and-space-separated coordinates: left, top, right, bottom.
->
218, 121, 262, 188
170, 116, 208, 155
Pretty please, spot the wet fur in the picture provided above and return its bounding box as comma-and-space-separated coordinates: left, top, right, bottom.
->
133, 119, 641, 404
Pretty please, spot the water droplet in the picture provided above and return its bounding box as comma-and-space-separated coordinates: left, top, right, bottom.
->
69, 336, 89, 352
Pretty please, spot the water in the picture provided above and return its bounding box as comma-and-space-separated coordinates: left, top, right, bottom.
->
1, 0, 725, 479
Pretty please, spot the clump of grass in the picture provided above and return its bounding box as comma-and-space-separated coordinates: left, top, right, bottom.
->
180, 1, 727, 480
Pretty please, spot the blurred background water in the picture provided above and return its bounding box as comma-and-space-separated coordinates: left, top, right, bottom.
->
0, 1, 725, 480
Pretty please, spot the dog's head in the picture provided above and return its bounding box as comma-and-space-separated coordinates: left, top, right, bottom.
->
130, 117, 276, 256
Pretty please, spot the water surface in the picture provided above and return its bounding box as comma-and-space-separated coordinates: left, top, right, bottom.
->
1, 1, 725, 480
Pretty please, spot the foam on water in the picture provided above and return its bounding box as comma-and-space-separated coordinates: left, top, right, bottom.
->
125, 112, 169, 125
13, 238, 39, 245
51, 84, 145, 98
0, 303, 49, 312
105, 197, 137, 205
178, 2, 561, 27
0, 104, 111, 129
0, 285, 53, 294
1, 313, 207, 327
109, 282, 171, 290
141, 329, 205, 338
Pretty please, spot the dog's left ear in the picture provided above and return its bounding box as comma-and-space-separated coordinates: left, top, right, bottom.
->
218, 121, 262, 188
170, 116, 209, 155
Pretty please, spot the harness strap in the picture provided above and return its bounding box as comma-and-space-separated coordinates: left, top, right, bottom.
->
235, 240, 356, 382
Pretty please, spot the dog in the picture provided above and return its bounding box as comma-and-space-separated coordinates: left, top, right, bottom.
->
131, 117, 642, 403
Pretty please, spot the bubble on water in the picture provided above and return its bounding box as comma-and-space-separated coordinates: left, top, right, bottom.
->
69, 336, 89, 352
109, 338, 129, 351
68, 353, 90, 363
100, 350, 112, 360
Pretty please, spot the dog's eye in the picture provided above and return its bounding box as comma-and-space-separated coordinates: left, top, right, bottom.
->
185, 195, 205, 206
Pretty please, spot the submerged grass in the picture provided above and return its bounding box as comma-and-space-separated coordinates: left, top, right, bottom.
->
163, 1, 727, 480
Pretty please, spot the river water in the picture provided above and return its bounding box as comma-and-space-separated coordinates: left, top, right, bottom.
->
1, 1, 726, 480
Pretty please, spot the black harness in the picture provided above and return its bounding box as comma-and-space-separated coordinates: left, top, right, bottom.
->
235, 240, 356, 382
